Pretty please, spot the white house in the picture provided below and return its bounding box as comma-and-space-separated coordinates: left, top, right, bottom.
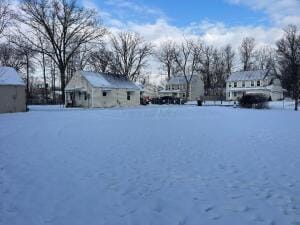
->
0, 67, 26, 113
159, 75, 204, 101
138, 83, 159, 99
65, 71, 141, 108
226, 70, 284, 101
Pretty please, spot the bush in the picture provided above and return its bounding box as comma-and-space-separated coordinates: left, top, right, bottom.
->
239, 94, 269, 109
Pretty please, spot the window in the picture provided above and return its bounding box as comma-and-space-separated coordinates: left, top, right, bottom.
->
84, 93, 87, 100
242, 81, 245, 87
229, 83, 232, 88
234, 82, 237, 88
251, 81, 254, 87
228, 92, 230, 97
257, 80, 261, 86
102, 91, 107, 97
234, 92, 237, 97
127, 92, 131, 101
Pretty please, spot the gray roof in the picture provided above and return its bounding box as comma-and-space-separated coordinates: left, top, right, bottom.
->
227, 70, 270, 82
0, 67, 25, 86
167, 75, 194, 85
81, 71, 140, 90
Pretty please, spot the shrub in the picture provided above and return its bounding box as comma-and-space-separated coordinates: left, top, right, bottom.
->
239, 94, 269, 109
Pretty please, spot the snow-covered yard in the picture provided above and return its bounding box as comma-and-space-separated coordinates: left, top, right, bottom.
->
0, 105, 299, 225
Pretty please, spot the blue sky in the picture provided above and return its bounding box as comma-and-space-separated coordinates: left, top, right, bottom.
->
146, 0, 269, 26
81, 0, 299, 79
82, 0, 299, 50
88, 0, 271, 27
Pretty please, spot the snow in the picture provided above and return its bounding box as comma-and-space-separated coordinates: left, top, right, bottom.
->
81, 71, 140, 90
81, 71, 112, 88
0, 67, 25, 86
0, 105, 300, 225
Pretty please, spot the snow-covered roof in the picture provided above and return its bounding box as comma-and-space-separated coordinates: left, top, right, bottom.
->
227, 70, 270, 82
81, 71, 140, 90
0, 67, 25, 86
167, 75, 194, 85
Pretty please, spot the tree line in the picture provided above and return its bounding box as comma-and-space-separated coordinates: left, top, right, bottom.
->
0, 0, 299, 109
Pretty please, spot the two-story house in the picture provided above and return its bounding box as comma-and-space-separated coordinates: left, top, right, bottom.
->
226, 69, 284, 101
159, 75, 204, 101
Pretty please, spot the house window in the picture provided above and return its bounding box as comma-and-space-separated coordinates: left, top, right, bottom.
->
251, 81, 254, 87
84, 92, 87, 100
228, 83, 232, 88
102, 91, 107, 97
228, 92, 230, 97
242, 81, 245, 87
234, 82, 237, 88
257, 80, 261, 86
234, 92, 237, 97
127, 92, 131, 101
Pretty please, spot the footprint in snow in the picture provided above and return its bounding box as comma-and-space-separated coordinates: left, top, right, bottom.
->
204, 206, 214, 212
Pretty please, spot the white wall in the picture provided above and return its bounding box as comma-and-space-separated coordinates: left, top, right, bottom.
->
92, 88, 140, 108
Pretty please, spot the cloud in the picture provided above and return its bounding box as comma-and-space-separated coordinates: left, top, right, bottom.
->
82, 0, 291, 81
226, 0, 300, 26
105, 0, 164, 16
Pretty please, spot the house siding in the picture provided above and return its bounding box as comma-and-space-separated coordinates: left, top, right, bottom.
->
92, 88, 140, 108
226, 78, 284, 101
0, 85, 26, 113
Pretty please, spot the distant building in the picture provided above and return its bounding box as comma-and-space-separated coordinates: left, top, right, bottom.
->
226, 70, 284, 101
65, 71, 141, 108
0, 67, 26, 113
138, 83, 159, 99
159, 75, 204, 101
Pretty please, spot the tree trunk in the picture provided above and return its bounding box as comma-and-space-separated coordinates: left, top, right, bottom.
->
185, 82, 190, 102
42, 52, 48, 104
26, 54, 30, 106
167, 66, 171, 81
295, 90, 299, 111
59, 66, 66, 105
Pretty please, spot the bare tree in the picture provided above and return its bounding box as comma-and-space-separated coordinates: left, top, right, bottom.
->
0, 0, 10, 36
173, 39, 202, 101
0, 41, 26, 71
110, 32, 153, 81
10, 36, 36, 101
277, 25, 300, 111
222, 44, 235, 76
156, 40, 176, 80
254, 46, 277, 70
199, 45, 214, 96
17, 0, 106, 103
88, 44, 113, 73
35, 35, 50, 103
240, 37, 256, 71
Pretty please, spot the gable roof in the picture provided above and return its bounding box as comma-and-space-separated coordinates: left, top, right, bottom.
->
167, 75, 196, 85
227, 70, 272, 82
80, 71, 140, 90
0, 67, 25, 86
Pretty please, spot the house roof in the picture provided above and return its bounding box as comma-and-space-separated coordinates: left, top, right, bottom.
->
80, 71, 140, 90
0, 67, 25, 86
227, 70, 270, 82
167, 75, 194, 85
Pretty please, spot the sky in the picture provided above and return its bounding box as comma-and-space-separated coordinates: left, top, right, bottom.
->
79, 0, 299, 80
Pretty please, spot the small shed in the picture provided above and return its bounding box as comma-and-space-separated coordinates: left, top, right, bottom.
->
65, 71, 141, 108
0, 67, 26, 113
